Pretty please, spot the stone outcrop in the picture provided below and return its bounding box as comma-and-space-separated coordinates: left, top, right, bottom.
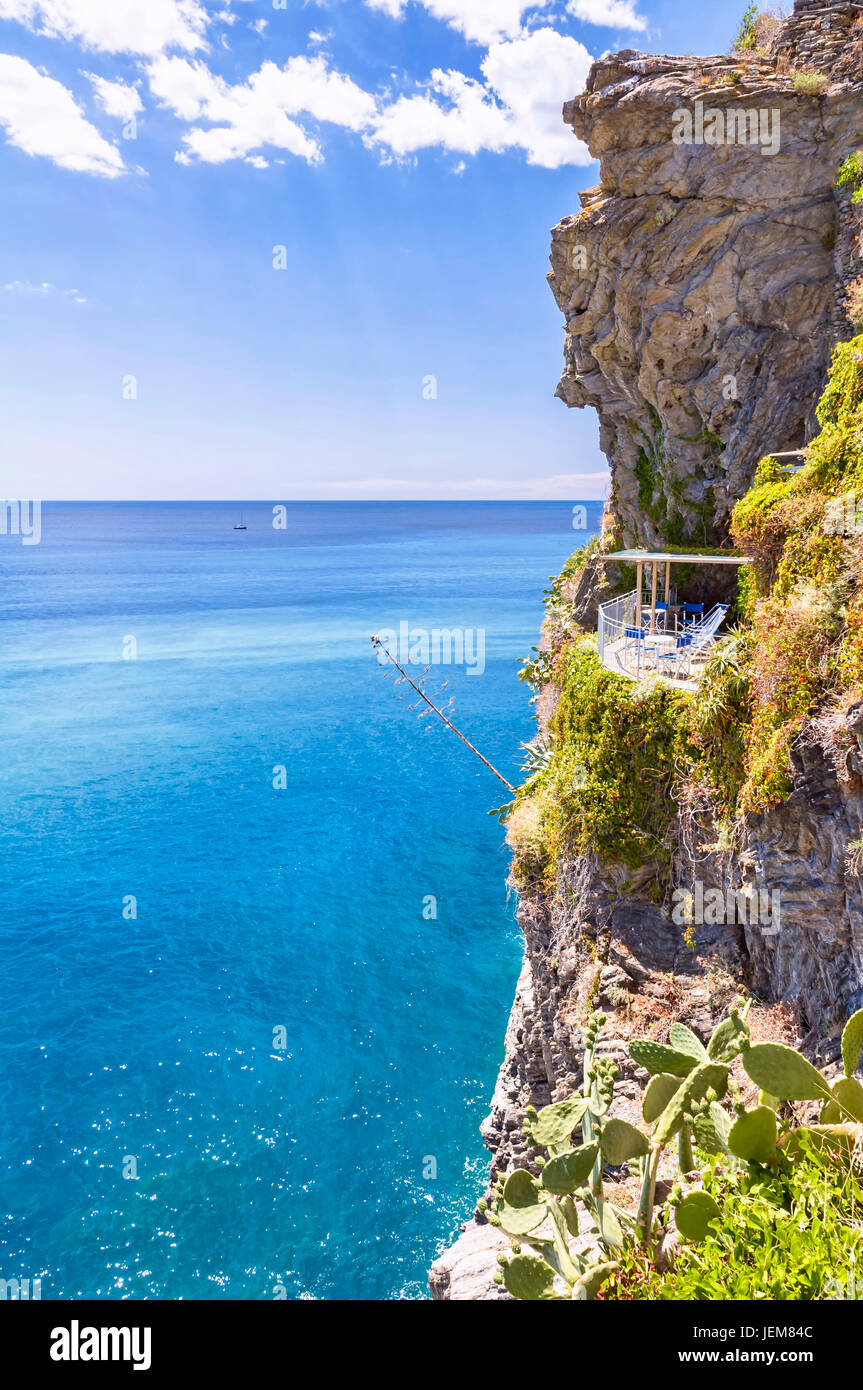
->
549, 0, 863, 547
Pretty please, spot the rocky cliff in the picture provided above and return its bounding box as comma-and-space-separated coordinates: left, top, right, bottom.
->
430, 1, 863, 1300
549, 0, 863, 547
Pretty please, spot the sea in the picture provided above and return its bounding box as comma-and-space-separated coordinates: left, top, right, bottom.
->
0, 500, 601, 1300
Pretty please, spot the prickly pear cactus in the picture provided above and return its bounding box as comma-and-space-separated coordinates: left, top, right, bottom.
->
742, 1043, 831, 1102
502, 1253, 559, 1300
821, 1075, 863, 1124
642, 1072, 683, 1123
654, 1063, 730, 1146
629, 1038, 697, 1077
573, 1261, 618, 1301
668, 1022, 708, 1065
541, 1142, 599, 1195
498, 1169, 546, 1235
674, 1190, 721, 1243
524, 1096, 590, 1152
600, 1117, 650, 1165
693, 1100, 731, 1155
841, 1009, 863, 1079
492, 1004, 863, 1298
706, 1001, 751, 1063
728, 1105, 778, 1164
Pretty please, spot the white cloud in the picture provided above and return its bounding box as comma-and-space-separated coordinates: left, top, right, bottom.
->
148, 28, 593, 171
371, 70, 510, 160
86, 73, 143, 119
3, 278, 87, 300
0, 54, 125, 175
0, 0, 209, 56
365, 0, 552, 46
481, 27, 593, 166
148, 54, 378, 165
370, 28, 593, 168
0, 4, 596, 174
566, 0, 646, 31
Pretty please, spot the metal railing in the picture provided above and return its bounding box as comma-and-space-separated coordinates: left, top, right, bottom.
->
597, 588, 641, 670
598, 588, 725, 681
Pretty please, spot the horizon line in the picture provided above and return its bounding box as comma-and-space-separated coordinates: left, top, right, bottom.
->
32, 497, 607, 505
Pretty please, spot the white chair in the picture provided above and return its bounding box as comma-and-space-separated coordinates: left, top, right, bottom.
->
686, 604, 729, 668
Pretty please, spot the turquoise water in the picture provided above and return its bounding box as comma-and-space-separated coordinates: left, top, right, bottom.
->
0, 501, 599, 1300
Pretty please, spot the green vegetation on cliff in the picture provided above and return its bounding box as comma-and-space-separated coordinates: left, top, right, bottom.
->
731, 333, 863, 810
508, 334, 863, 883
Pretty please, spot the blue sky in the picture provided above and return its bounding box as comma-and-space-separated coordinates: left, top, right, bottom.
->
0, 0, 744, 500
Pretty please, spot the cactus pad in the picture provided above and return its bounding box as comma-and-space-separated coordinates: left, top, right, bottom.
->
781, 1123, 860, 1166
499, 1169, 547, 1235
526, 1096, 590, 1152
574, 1260, 618, 1301
541, 1142, 599, 1196
654, 1063, 730, 1146
707, 1011, 750, 1063
503, 1254, 559, 1300
742, 1043, 831, 1102
841, 1009, 863, 1078
693, 1101, 731, 1155
728, 1105, 778, 1164
600, 1117, 650, 1165
629, 1038, 697, 1077
668, 1022, 708, 1064
674, 1190, 721, 1243
820, 1075, 863, 1124
594, 1196, 623, 1250
643, 1072, 683, 1123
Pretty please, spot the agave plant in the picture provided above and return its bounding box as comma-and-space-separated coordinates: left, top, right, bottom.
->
520, 736, 553, 779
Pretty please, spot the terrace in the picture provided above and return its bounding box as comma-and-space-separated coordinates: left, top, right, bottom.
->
597, 550, 751, 686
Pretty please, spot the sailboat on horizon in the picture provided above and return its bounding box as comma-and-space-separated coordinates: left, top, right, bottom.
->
233, 509, 247, 531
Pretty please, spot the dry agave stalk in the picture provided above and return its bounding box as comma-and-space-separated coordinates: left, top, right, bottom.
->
370, 634, 515, 792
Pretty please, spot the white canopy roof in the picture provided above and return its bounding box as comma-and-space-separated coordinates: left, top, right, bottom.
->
612, 550, 750, 565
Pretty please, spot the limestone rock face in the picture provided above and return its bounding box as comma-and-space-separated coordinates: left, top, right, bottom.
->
741, 702, 863, 1033
549, 0, 863, 546
428, 1221, 512, 1301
